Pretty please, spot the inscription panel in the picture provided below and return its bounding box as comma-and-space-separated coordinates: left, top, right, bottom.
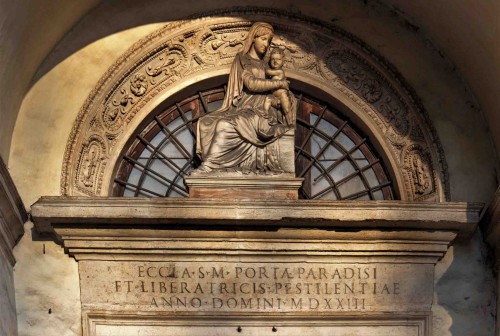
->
80, 261, 433, 313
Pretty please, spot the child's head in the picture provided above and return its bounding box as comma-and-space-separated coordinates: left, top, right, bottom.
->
269, 48, 285, 69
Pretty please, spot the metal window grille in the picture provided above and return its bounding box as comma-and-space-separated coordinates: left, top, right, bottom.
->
113, 87, 394, 200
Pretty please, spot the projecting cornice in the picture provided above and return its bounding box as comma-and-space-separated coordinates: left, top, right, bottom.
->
32, 197, 481, 237
0, 157, 27, 266
30, 197, 480, 264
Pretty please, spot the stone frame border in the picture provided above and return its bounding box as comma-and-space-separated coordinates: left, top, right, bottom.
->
61, 8, 449, 201
84, 312, 430, 336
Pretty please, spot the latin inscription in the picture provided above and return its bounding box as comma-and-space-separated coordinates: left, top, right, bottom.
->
79, 262, 423, 312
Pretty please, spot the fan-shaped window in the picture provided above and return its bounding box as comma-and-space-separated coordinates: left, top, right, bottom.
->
113, 87, 394, 200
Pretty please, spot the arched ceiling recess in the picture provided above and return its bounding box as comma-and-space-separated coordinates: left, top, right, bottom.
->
61, 9, 449, 201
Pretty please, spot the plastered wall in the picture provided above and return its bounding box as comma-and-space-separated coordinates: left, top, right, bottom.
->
0, 0, 99, 163
7, 2, 498, 335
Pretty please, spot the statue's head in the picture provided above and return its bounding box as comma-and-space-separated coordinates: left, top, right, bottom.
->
242, 22, 274, 57
253, 22, 274, 39
269, 48, 285, 69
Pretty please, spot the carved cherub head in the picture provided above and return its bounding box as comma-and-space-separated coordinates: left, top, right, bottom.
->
269, 48, 285, 70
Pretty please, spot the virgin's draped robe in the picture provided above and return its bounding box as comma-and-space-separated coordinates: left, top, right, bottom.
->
196, 53, 296, 172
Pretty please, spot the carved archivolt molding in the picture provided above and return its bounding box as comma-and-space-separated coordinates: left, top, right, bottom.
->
61, 9, 449, 201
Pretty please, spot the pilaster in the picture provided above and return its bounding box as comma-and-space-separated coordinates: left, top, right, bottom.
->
0, 157, 27, 266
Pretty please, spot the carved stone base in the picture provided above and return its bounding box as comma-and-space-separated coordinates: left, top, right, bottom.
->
184, 175, 304, 200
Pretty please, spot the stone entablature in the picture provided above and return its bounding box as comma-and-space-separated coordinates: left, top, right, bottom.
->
31, 197, 480, 336
61, 10, 449, 202
0, 157, 27, 266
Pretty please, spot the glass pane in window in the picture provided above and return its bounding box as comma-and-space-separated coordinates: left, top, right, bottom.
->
330, 160, 356, 182
311, 165, 333, 198
364, 168, 379, 188
208, 100, 223, 112
317, 118, 338, 136
310, 134, 328, 157
335, 132, 355, 150
338, 176, 365, 198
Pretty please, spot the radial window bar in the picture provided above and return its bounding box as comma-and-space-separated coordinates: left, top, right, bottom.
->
113, 87, 394, 200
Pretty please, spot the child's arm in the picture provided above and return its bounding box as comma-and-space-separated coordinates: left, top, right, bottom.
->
265, 69, 285, 78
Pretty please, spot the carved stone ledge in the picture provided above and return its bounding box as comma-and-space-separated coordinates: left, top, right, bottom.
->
185, 175, 304, 200
31, 197, 481, 238
0, 157, 27, 266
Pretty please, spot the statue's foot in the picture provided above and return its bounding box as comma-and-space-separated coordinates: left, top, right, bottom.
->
191, 164, 212, 175
266, 169, 284, 176
240, 168, 252, 175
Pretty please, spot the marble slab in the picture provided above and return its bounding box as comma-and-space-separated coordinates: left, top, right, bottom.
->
80, 261, 433, 313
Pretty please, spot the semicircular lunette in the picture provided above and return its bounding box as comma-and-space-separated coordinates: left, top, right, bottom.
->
61, 10, 448, 201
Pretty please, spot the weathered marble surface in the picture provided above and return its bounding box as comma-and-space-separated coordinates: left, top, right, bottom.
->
32, 197, 481, 237
79, 259, 433, 336
185, 174, 303, 200
80, 261, 432, 313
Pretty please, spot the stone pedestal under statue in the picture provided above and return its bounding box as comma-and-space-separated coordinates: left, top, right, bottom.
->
186, 133, 303, 200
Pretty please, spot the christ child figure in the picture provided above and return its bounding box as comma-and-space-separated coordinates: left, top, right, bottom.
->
264, 48, 294, 126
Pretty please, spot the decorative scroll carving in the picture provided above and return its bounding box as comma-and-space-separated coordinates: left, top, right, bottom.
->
61, 9, 448, 201
379, 96, 409, 137
199, 28, 247, 63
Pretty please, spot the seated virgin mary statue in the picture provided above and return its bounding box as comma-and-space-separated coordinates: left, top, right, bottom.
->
194, 22, 296, 174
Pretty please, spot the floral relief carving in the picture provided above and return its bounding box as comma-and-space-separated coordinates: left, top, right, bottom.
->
379, 96, 409, 137
361, 79, 383, 103
205, 29, 246, 57
62, 11, 448, 201
194, 26, 247, 67
130, 74, 148, 96
326, 50, 366, 89
102, 89, 134, 131
272, 31, 319, 72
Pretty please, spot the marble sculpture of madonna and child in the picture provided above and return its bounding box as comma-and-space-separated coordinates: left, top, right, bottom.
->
194, 22, 297, 176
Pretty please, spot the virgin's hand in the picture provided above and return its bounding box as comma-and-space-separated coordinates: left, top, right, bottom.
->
280, 80, 290, 90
